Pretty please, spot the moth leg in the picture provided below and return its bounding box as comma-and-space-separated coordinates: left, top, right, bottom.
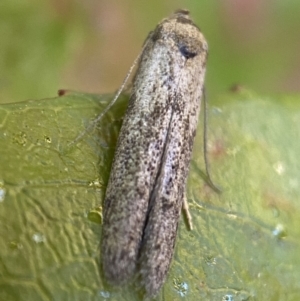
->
182, 192, 193, 231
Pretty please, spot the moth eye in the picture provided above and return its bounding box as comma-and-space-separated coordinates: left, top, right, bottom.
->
179, 45, 197, 59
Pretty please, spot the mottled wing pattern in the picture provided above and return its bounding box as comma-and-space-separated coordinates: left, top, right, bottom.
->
139, 19, 207, 296
101, 10, 208, 298
102, 33, 177, 284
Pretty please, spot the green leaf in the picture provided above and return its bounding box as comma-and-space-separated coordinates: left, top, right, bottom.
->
0, 90, 299, 301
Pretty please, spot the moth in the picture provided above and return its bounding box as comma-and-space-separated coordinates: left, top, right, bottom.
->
101, 9, 209, 298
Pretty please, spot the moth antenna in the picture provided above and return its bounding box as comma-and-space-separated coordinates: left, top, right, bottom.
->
67, 40, 150, 149
203, 87, 222, 193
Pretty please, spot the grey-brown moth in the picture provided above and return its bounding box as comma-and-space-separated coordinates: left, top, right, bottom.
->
101, 9, 208, 298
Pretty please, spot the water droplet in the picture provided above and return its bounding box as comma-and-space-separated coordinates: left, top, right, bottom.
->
227, 213, 237, 220
0, 187, 6, 202
98, 290, 110, 299
222, 294, 234, 301
272, 224, 287, 239
173, 278, 189, 297
32, 233, 46, 244
88, 178, 103, 188
44, 135, 52, 143
273, 161, 285, 175
87, 207, 102, 224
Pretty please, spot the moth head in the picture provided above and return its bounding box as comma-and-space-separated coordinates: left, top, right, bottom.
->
152, 10, 208, 59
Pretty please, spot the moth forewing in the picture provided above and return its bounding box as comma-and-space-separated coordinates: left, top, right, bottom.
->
139, 32, 207, 298
101, 9, 208, 298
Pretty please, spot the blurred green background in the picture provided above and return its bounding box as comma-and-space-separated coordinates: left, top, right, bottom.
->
1, 0, 300, 104
1, 1, 300, 300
